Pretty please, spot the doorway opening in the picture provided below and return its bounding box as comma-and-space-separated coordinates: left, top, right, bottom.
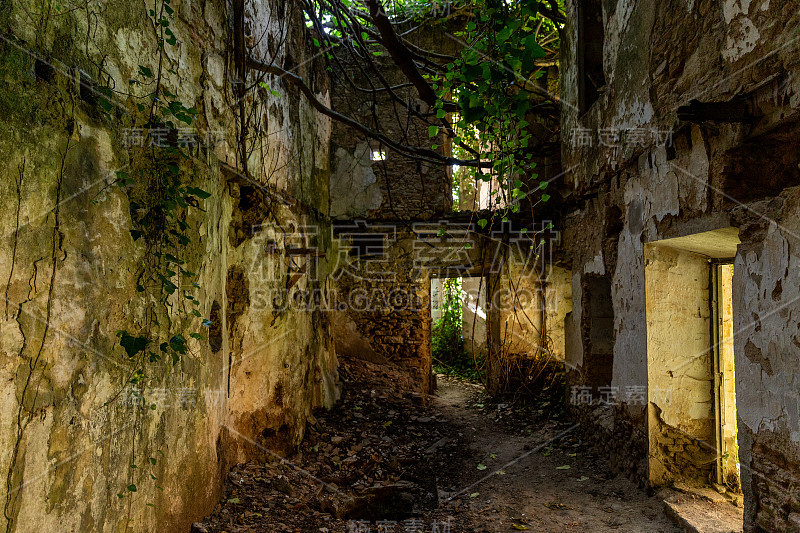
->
430, 276, 487, 382
577, 0, 607, 115
582, 273, 615, 398
713, 262, 740, 489
645, 227, 740, 492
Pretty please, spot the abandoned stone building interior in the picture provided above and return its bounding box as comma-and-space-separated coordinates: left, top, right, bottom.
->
0, 0, 799, 531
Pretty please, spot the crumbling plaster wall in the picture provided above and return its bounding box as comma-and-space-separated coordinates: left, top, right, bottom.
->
483, 250, 573, 394
328, 59, 451, 221
0, 1, 337, 531
488, 260, 572, 358
562, 0, 800, 189
328, 23, 456, 222
734, 190, 800, 531
645, 245, 713, 435
560, 1, 800, 526
494, 256, 546, 358
327, 27, 457, 393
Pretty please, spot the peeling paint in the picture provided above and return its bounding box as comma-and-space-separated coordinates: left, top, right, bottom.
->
722, 16, 761, 62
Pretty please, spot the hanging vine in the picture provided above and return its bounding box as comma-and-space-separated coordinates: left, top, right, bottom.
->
83, 0, 213, 510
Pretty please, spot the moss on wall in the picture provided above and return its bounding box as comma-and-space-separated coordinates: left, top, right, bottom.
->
0, 1, 337, 531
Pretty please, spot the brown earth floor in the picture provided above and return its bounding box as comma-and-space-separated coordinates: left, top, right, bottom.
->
193, 361, 680, 533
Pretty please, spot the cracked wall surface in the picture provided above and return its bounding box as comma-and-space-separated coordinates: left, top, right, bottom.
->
326, 33, 455, 394
644, 244, 716, 486
0, 0, 337, 531
328, 47, 452, 222
560, 0, 800, 529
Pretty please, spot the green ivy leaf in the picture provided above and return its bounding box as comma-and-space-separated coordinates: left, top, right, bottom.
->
157, 275, 178, 294
169, 334, 187, 355
523, 35, 546, 59
118, 332, 148, 358
186, 186, 211, 199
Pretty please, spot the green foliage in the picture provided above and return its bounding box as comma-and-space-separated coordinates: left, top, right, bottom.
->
305, 0, 562, 222
87, 0, 210, 505
434, 0, 561, 215
432, 278, 463, 362
97, 0, 210, 384
432, 278, 483, 381
99, 0, 211, 384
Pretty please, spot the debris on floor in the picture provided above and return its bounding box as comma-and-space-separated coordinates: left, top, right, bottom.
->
194, 360, 684, 532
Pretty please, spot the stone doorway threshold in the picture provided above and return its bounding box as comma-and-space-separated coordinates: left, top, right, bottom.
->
660, 484, 743, 533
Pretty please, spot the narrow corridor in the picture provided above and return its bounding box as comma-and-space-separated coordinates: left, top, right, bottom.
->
194, 361, 681, 533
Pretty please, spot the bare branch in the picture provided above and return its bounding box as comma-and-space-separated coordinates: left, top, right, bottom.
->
365, 0, 458, 111
246, 57, 490, 168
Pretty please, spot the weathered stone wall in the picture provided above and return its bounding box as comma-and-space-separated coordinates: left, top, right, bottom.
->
326, 25, 458, 394
328, 50, 452, 221
329, 219, 491, 395
331, 230, 433, 394
733, 188, 800, 531
559, 0, 800, 528
573, 403, 649, 487
0, 1, 336, 531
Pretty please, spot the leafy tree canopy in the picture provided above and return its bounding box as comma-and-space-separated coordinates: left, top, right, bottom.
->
294, 0, 564, 213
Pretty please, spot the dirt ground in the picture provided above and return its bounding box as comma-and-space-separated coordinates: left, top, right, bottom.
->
193, 362, 679, 533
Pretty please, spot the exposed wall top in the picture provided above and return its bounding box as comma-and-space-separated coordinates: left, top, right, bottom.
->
560, 0, 800, 192
648, 227, 741, 259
